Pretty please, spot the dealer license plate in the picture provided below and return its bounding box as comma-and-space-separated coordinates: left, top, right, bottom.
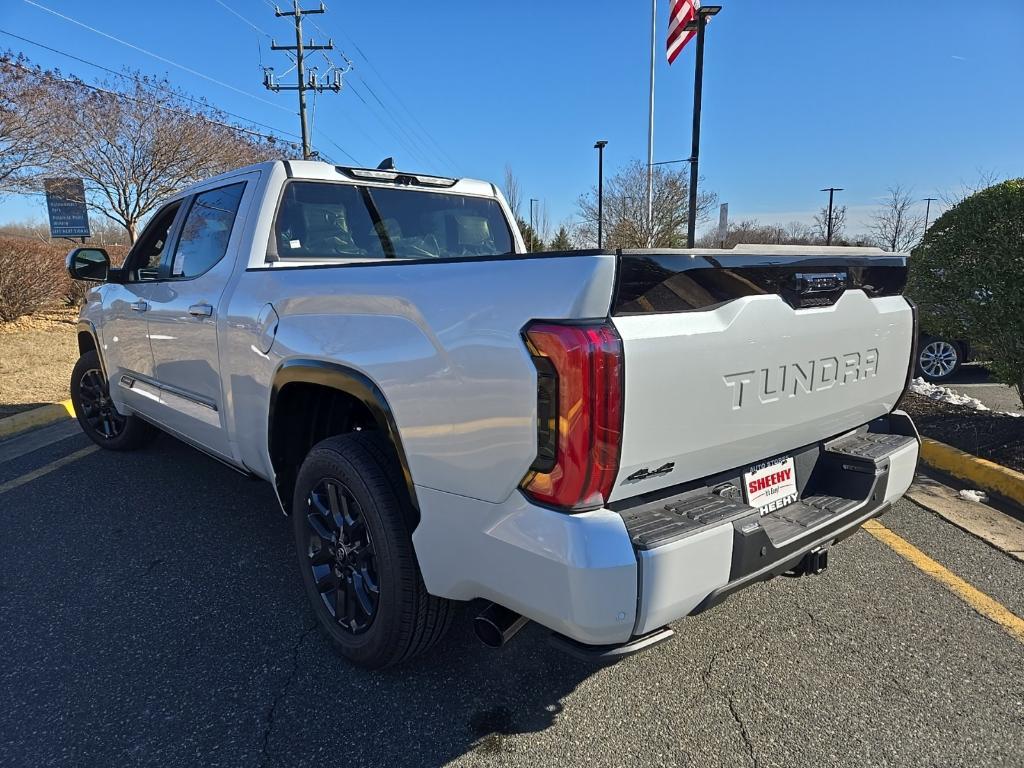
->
743, 456, 798, 516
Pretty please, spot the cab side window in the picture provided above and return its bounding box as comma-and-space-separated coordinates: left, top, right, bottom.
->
124, 202, 182, 282
169, 183, 246, 279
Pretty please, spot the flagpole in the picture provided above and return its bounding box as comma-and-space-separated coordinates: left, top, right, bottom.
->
686, 5, 721, 248
646, 0, 656, 246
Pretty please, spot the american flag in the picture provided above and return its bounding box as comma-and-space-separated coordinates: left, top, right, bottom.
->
666, 0, 699, 65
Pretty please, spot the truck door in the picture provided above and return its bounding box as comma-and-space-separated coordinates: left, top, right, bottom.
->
103, 200, 185, 417
143, 178, 251, 460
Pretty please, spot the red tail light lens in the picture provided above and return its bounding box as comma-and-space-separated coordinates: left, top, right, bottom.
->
521, 322, 623, 510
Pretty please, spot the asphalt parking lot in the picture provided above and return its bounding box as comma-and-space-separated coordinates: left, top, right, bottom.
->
1, 424, 1022, 768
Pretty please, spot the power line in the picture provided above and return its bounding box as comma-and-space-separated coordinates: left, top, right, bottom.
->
211, 0, 272, 38
4, 57, 299, 149
0, 28, 306, 146
21, 0, 292, 113
342, 38, 462, 174
305, 14, 457, 174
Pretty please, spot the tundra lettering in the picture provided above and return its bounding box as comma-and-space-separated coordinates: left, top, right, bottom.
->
67, 160, 919, 667
724, 348, 880, 410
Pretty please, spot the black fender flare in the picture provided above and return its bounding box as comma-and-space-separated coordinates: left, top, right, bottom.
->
77, 320, 107, 378
269, 359, 418, 513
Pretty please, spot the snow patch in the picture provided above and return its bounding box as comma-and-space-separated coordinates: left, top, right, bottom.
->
909, 377, 991, 410
958, 489, 989, 503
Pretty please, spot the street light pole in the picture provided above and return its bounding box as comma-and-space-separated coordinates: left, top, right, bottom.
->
594, 140, 608, 249
923, 196, 937, 233
821, 186, 843, 245
685, 5, 721, 249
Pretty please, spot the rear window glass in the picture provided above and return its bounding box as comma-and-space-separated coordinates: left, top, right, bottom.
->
274, 181, 513, 260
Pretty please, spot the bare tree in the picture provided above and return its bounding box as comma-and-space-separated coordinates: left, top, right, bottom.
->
576, 160, 717, 248
869, 185, 923, 252
0, 54, 63, 194
502, 164, 522, 222
941, 168, 1001, 207
44, 72, 279, 242
813, 204, 847, 244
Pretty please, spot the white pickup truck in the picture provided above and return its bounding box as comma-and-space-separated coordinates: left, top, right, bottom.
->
66, 160, 920, 667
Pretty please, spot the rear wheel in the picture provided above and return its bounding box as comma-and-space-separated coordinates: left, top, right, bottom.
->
292, 431, 454, 668
916, 337, 962, 382
70, 350, 156, 450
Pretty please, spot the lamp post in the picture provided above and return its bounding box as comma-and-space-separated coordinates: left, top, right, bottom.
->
684, 4, 721, 248
923, 196, 937, 233
594, 140, 608, 249
821, 186, 843, 245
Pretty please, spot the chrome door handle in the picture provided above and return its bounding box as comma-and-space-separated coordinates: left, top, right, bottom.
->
188, 303, 214, 318
131, 300, 149, 312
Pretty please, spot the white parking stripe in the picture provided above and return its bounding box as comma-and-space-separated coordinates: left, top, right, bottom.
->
0, 446, 98, 496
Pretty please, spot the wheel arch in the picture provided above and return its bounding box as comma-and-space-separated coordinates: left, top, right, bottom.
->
269, 359, 418, 517
76, 320, 106, 377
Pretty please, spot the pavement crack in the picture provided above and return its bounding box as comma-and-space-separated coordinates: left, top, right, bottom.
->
260, 621, 317, 767
702, 650, 760, 768
726, 693, 759, 768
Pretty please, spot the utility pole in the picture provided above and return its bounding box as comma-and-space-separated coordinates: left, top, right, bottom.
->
821, 186, 843, 245
923, 196, 937, 233
263, 1, 342, 160
594, 140, 607, 249
685, 5, 722, 248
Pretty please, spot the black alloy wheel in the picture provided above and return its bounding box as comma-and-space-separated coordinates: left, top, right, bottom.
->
304, 478, 380, 634
70, 349, 157, 451
291, 431, 454, 667
77, 367, 127, 440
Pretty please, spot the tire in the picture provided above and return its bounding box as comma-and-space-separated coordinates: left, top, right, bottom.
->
916, 336, 962, 382
292, 431, 454, 668
70, 350, 157, 450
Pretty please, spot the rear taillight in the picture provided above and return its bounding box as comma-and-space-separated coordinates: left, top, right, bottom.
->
520, 322, 623, 511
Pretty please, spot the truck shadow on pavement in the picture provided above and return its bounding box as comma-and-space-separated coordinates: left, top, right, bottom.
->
1, 433, 595, 767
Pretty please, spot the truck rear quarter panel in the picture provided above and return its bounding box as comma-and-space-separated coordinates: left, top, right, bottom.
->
224, 254, 617, 503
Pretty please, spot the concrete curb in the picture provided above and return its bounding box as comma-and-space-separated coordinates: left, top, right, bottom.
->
0, 400, 76, 439
919, 436, 1024, 509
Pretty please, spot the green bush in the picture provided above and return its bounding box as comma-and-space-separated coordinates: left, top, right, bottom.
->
908, 179, 1024, 395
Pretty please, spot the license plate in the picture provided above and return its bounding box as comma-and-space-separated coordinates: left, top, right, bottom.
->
743, 456, 798, 515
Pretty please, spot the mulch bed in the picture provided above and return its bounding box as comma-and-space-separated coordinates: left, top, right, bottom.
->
902, 393, 1024, 474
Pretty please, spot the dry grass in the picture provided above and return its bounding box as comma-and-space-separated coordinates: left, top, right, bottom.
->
0, 306, 79, 417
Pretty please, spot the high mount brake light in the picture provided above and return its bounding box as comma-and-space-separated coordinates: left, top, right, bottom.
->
521, 322, 624, 511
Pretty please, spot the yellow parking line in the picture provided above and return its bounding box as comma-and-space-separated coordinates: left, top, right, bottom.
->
0, 445, 98, 496
863, 519, 1024, 644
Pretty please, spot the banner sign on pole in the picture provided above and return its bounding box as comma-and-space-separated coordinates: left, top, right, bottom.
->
44, 178, 91, 239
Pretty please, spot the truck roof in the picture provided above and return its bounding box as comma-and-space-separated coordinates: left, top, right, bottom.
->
177, 159, 500, 200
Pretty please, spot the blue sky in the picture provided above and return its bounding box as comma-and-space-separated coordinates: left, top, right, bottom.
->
1, 0, 1022, 236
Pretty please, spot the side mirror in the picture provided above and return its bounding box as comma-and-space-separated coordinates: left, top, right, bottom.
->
66, 247, 110, 282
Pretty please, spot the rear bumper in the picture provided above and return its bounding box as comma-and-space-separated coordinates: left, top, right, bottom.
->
412, 411, 919, 649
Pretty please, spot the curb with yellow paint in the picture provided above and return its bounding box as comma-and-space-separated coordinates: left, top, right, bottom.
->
0, 400, 76, 439
919, 436, 1024, 509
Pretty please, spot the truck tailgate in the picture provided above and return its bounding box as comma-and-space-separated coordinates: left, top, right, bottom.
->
608, 252, 913, 503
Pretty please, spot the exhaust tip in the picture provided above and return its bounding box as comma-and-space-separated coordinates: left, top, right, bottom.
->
473, 603, 529, 648
473, 615, 506, 648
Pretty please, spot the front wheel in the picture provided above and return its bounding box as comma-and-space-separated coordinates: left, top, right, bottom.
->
916, 337, 962, 382
292, 431, 454, 668
70, 350, 157, 450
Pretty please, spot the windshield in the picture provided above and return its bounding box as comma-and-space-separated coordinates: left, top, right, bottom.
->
273, 181, 514, 260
